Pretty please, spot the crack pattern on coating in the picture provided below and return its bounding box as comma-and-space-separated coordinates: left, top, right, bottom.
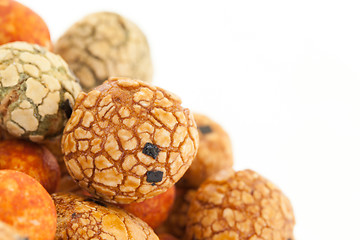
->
62, 78, 199, 204
52, 193, 159, 240
185, 170, 295, 240
54, 11, 153, 92
0, 41, 82, 141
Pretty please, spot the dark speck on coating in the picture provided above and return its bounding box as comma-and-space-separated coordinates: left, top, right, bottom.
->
142, 142, 160, 159
198, 125, 212, 134
146, 170, 163, 184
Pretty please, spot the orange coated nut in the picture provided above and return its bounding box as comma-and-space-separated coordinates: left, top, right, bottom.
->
119, 185, 176, 229
0, 0, 51, 49
0, 170, 57, 240
55, 11, 153, 91
52, 193, 159, 240
0, 139, 60, 193
180, 113, 233, 188
62, 78, 199, 204
185, 169, 295, 240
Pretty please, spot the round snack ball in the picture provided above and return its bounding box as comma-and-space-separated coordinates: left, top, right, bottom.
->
62, 78, 199, 204
0, 41, 82, 141
119, 186, 176, 229
55, 11, 153, 92
0, 139, 60, 193
52, 192, 159, 240
0, 170, 57, 240
185, 170, 295, 240
0, 220, 28, 240
179, 113, 233, 188
0, 0, 52, 49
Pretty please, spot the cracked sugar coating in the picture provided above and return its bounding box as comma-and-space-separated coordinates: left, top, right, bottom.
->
185, 169, 295, 240
54, 11, 153, 92
0, 41, 82, 142
62, 78, 199, 204
52, 193, 159, 240
179, 113, 233, 188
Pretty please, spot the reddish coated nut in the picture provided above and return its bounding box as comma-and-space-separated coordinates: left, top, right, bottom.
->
0, 0, 51, 49
62, 78, 199, 204
52, 193, 159, 240
0, 139, 60, 193
119, 186, 176, 229
185, 169, 295, 240
180, 113, 233, 188
55, 11, 153, 91
0, 170, 57, 240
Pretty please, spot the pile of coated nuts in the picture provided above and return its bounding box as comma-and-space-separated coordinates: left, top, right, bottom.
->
0, 1, 295, 240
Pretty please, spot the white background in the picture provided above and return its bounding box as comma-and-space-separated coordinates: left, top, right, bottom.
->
20, 0, 360, 239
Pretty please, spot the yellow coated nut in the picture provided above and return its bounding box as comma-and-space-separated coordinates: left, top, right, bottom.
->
62, 78, 199, 204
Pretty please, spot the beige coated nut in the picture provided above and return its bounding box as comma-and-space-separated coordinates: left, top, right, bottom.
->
0, 41, 82, 141
55, 12, 153, 92
52, 193, 159, 240
185, 169, 295, 240
62, 78, 199, 204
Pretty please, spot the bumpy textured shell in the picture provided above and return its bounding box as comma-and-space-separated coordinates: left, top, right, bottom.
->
55, 12, 153, 92
179, 113, 233, 188
62, 78, 199, 204
185, 170, 295, 240
0, 41, 82, 141
52, 193, 159, 240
